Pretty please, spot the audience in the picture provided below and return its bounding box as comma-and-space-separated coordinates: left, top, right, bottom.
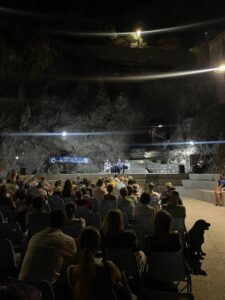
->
0, 172, 196, 298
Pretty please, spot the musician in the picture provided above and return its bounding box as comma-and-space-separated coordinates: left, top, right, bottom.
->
104, 159, 112, 173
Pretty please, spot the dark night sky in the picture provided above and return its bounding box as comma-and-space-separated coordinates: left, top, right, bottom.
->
1, 0, 225, 46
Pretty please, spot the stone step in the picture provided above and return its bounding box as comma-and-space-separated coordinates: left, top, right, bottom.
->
189, 173, 219, 181
176, 186, 225, 206
182, 179, 217, 190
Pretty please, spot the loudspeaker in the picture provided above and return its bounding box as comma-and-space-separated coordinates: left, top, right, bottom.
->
179, 165, 185, 174
20, 168, 26, 175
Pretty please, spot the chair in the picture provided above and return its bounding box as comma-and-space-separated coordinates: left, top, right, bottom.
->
76, 205, 90, 217
172, 218, 186, 232
138, 289, 194, 300
0, 239, 19, 279
48, 195, 64, 210
0, 210, 6, 223
31, 280, 55, 300
127, 225, 148, 251
148, 250, 192, 292
27, 224, 47, 240
0, 222, 24, 249
171, 218, 187, 249
85, 212, 102, 229
0, 205, 16, 222
120, 206, 134, 221
63, 224, 82, 238
93, 288, 118, 300
135, 215, 154, 234
104, 248, 140, 278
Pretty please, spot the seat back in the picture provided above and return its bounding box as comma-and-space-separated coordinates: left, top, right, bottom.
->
0, 211, 5, 223
31, 280, 55, 300
27, 225, 48, 240
148, 250, 188, 281
92, 288, 117, 300
0, 205, 16, 222
63, 224, 82, 238
104, 248, 139, 278
120, 206, 133, 220
172, 218, 186, 232
135, 215, 154, 234
85, 212, 102, 229
48, 195, 64, 210
127, 225, 148, 250
0, 222, 24, 246
0, 238, 17, 268
139, 289, 194, 300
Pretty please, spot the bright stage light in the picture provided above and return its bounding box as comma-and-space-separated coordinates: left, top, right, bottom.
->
62, 131, 67, 137
189, 141, 194, 146
136, 29, 141, 37
15, 156, 19, 160
215, 65, 225, 73
158, 124, 163, 128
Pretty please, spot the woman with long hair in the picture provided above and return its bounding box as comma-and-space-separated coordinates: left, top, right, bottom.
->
67, 226, 132, 300
100, 209, 138, 251
62, 180, 75, 198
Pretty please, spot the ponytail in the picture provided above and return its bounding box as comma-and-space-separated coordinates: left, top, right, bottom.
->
75, 247, 96, 300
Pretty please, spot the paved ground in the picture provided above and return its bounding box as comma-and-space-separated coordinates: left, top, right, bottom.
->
184, 197, 225, 300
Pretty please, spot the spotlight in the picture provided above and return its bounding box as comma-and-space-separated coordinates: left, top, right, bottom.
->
62, 131, 67, 137
189, 141, 194, 146
15, 156, 19, 160
158, 124, 163, 128
136, 29, 141, 37
215, 65, 225, 73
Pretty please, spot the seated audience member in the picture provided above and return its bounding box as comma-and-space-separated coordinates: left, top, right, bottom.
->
132, 183, 141, 199
126, 185, 138, 205
145, 209, 181, 254
160, 182, 183, 205
92, 179, 107, 203
100, 209, 138, 251
117, 187, 134, 209
26, 196, 50, 226
162, 190, 186, 220
133, 192, 156, 219
114, 176, 126, 195
75, 190, 92, 210
214, 174, 225, 206
53, 180, 63, 196
103, 184, 117, 205
67, 227, 133, 300
0, 184, 15, 210
19, 209, 77, 283
82, 178, 93, 198
62, 179, 75, 198
148, 183, 160, 210
65, 203, 86, 227
80, 187, 91, 201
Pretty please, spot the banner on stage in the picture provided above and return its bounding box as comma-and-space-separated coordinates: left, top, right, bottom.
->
49, 156, 89, 164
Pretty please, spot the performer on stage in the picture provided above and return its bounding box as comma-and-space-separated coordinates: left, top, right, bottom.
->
104, 159, 112, 173
215, 174, 225, 206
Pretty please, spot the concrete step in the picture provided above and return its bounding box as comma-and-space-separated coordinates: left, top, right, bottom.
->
182, 179, 217, 190
189, 173, 219, 181
176, 187, 215, 204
